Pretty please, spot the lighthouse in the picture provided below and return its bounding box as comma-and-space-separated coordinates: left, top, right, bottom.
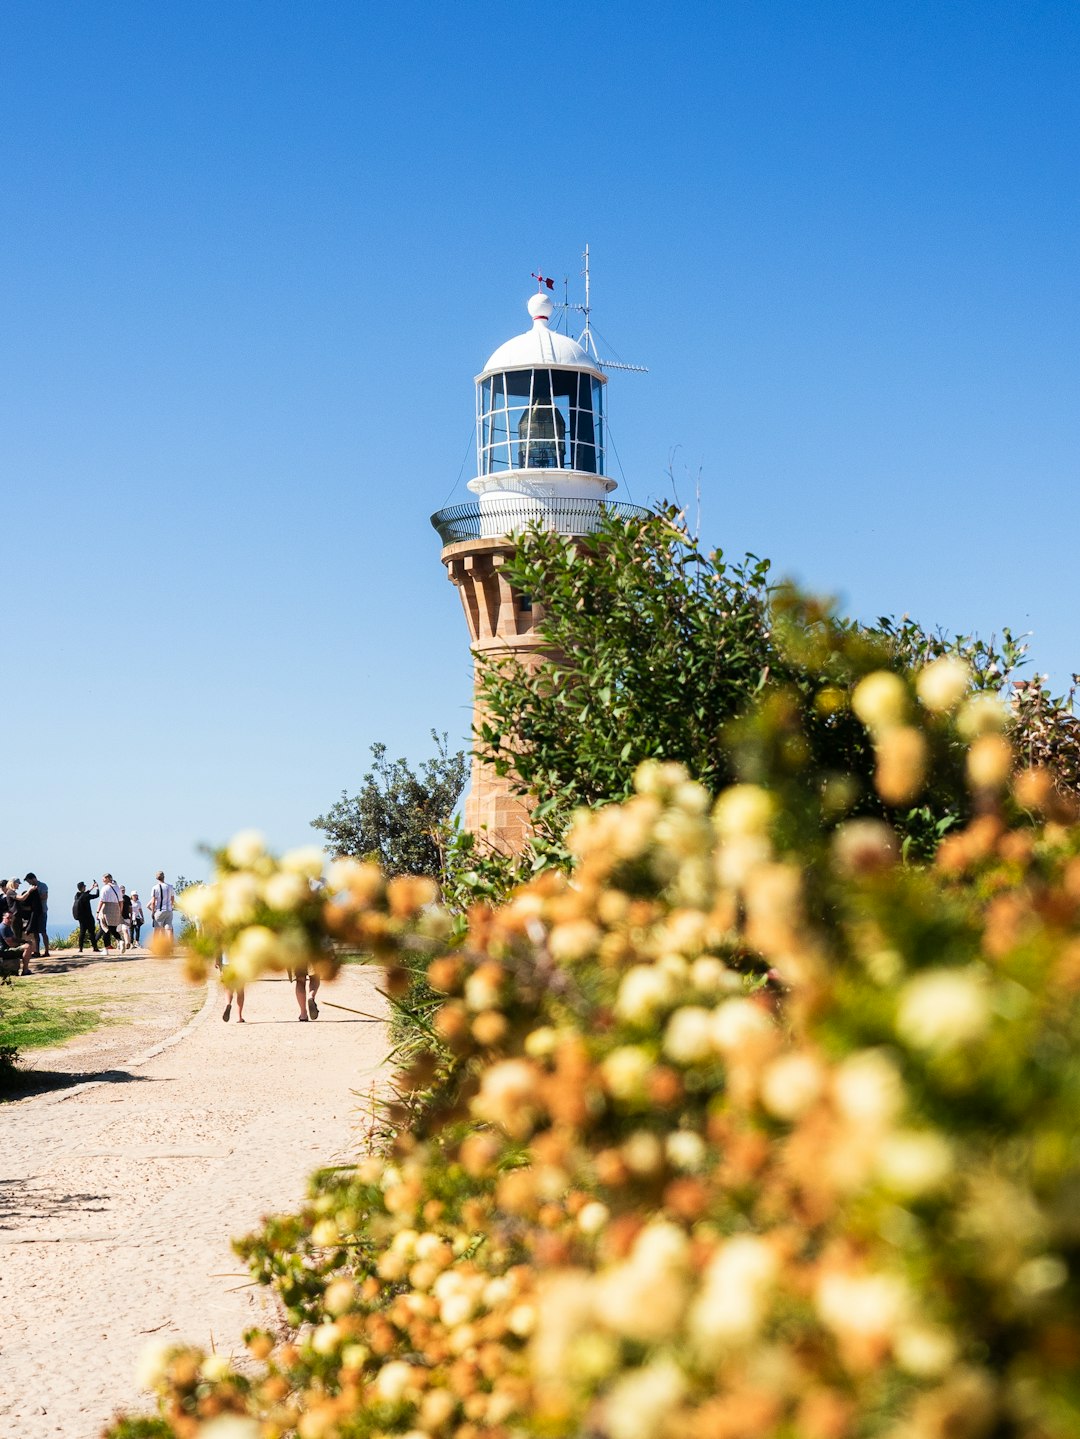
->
432, 284, 648, 853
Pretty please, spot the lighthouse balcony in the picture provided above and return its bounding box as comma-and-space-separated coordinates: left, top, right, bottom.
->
430, 497, 651, 546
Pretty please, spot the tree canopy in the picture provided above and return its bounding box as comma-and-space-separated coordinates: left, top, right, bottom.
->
474, 506, 1076, 862
312, 731, 467, 879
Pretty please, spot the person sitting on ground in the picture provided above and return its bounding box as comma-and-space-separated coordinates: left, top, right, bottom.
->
150, 871, 175, 935
0, 909, 22, 975
130, 892, 144, 947
97, 873, 123, 954
295, 961, 320, 1022
217, 951, 245, 1024
16, 875, 43, 975
73, 881, 100, 953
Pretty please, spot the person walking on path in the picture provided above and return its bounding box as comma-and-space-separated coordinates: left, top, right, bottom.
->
17, 875, 44, 974
150, 872, 175, 935
295, 962, 320, 1022
97, 874, 123, 954
130, 892, 144, 947
73, 882, 100, 953
217, 952, 245, 1023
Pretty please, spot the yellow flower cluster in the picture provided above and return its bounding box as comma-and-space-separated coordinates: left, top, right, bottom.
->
116, 743, 1080, 1439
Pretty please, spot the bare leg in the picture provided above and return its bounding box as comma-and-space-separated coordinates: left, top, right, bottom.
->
235, 987, 245, 1022
307, 975, 320, 1020
295, 976, 308, 1019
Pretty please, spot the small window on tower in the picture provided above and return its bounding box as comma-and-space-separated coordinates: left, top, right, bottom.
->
519, 593, 533, 613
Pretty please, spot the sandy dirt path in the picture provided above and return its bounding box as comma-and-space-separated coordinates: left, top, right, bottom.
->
0, 962, 389, 1439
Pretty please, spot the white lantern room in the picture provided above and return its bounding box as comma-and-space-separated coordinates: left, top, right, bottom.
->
431, 287, 648, 544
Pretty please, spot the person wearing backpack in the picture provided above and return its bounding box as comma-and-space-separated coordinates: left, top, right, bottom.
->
73, 881, 100, 953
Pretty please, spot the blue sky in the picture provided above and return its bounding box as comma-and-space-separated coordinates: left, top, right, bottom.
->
1, 0, 1077, 908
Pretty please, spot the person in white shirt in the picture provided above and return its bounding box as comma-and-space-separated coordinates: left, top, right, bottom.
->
97, 874, 123, 954
150, 872, 176, 934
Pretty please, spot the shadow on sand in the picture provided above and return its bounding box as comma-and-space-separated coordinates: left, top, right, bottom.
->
29, 949, 151, 977
1, 1068, 166, 1102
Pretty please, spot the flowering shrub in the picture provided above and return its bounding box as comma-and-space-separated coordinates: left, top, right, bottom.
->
110, 661, 1080, 1439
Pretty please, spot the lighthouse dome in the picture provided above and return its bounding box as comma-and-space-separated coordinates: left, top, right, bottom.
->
480, 292, 603, 379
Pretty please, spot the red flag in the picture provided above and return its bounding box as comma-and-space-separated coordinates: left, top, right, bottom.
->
531, 272, 555, 290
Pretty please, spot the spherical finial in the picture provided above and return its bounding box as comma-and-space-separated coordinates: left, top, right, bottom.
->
527, 291, 553, 323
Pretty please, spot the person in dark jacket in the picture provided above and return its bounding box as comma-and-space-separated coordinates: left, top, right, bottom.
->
17, 874, 43, 974
36, 876, 50, 956
73, 882, 100, 953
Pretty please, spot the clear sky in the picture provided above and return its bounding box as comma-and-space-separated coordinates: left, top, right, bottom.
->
1, 0, 1077, 914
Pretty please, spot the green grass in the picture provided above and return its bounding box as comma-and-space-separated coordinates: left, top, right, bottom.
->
0, 982, 105, 1050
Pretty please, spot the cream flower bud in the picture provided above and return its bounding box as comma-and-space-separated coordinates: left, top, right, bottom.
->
1015, 1254, 1068, 1297
200, 1353, 232, 1382
471, 1059, 539, 1137
874, 725, 928, 805
326, 858, 383, 902
710, 998, 774, 1055
464, 969, 502, 1012
615, 965, 676, 1025
916, 656, 971, 713
134, 1339, 175, 1392
714, 784, 774, 839
602, 1358, 687, 1439
507, 1302, 536, 1336
673, 779, 711, 814
833, 1049, 904, 1128
311, 1322, 341, 1355
663, 1006, 715, 1065
876, 1130, 953, 1196
226, 829, 266, 868
230, 924, 286, 978
852, 671, 909, 731
578, 1200, 610, 1235
622, 1130, 664, 1176
896, 968, 990, 1051
832, 819, 898, 875
373, 1360, 414, 1403
323, 1278, 355, 1315
894, 1323, 957, 1376
524, 1025, 559, 1058
816, 1269, 909, 1343
261, 870, 308, 912
690, 1235, 779, 1355
957, 692, 1008, 739
218, 871, 261, 926
549, 919, 601, 963
633, 1220, 690, 1271
967, 733, 1013, 790
280, 844, 325, 879
199, 1420, 261, 1439
177, 884, 213, 920
635, 759, 689, 796
601, 1046, 653, 1101
666, 1130, 706, 1171
691, 955, 739, 993
760, 1052, 825, 1120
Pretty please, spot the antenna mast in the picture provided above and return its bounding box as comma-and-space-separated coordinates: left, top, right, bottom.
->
561, 245, 649, 374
